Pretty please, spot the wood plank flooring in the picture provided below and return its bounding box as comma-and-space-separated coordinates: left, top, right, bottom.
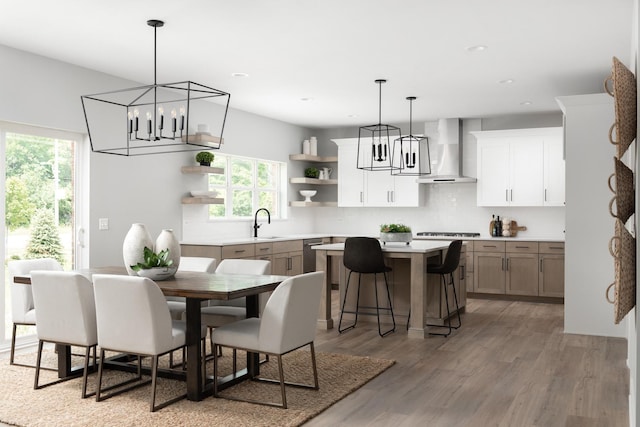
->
305, 293, 629, 426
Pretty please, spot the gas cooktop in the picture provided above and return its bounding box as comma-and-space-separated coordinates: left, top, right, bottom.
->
416, 231, 481, 238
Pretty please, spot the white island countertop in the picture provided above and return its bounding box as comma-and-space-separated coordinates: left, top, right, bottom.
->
413, 235, 565, 242
312, 240, 452, 253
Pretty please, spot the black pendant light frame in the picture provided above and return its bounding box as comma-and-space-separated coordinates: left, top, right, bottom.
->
356, 79, 402, 172
81, 19, 230, 156
391, 96, 431, 176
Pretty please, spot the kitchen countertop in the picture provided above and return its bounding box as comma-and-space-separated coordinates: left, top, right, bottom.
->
182, 233, 565, 246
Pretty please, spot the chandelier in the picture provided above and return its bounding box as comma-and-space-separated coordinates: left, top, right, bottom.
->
356, 79, 401, 172
391, 97, 431, 176
81, 19, 230, 156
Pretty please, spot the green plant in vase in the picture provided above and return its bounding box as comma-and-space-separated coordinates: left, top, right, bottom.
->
379, 224, 412, 245
195, 151, 215, 166
130, 246, 177, 280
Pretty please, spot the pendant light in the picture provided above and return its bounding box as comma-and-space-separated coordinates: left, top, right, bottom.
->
391, 97, 431, 176
81, 19, 230, 156
356, 79, 402, 172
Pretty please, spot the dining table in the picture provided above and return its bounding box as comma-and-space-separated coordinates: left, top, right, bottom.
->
13, 266, 289, 401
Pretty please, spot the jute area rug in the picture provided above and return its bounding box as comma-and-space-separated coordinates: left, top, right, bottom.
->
0, 347, 394, 427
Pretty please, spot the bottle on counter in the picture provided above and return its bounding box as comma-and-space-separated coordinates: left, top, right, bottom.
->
491, 215, 497, 237
496, 216, 502, 237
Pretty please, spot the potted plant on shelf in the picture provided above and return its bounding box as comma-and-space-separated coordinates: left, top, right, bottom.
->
380, 223, 413, 245
195, 151, 215, 166
130, 246, 177, 280
304, 167, 320, 178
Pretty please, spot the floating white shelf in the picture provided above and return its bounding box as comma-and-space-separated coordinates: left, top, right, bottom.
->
181, 197, 224, 205
288, 201, 338, 207
289, 154, 338, 163
289, 177, 338, 185
181, 165, 224, 175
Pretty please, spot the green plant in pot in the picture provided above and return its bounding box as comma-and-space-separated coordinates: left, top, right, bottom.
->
195, 151, 215, 166
304, 167, 319, 178
130, 246, 177, 280
379, 224, 412, 245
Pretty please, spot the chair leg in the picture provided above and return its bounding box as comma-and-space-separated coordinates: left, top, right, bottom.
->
150, 355, 159, 412
81, 345, 93, 398
339, 271, 359, 333
96, 348, 105, 402
428, 273, 455, 337
213, 344, 219, 398
309, 342, 319, 390
276, 354, 287, 409
373, 272, 396, 337
33, 340, 44, 390
10, 324, 17, 365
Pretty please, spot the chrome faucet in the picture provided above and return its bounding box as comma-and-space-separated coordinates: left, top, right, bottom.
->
253, 208, 271, 238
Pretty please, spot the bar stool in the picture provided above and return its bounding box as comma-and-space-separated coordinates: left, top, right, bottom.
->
407, 239, 462, 337
338, 237, 396, 337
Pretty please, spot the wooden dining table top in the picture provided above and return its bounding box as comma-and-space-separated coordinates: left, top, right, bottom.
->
13, 266, 290, 300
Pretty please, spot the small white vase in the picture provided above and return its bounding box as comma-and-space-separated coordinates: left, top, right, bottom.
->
155, 229, 181, 271
123, 223, 153, 275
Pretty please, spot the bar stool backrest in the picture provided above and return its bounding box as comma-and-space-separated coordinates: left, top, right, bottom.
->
431, 240, 463, 275
343, 237, 387, 274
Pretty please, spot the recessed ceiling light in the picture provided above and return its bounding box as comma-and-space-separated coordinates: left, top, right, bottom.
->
520, 101, 532, 106
231, 72, 249, 78
499, 79, 515, 84
466, 45, 487, 52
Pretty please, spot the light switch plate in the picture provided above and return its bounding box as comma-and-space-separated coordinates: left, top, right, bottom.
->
98, 218, 109, 230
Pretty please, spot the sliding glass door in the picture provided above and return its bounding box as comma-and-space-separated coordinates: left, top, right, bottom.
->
0, 122, 87, 351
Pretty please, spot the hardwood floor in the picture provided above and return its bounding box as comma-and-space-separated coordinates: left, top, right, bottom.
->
0, 293, 629, 426
306, 293, 629, 426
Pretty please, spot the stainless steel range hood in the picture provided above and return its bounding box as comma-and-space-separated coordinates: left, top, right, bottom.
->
416, 118, 477, 183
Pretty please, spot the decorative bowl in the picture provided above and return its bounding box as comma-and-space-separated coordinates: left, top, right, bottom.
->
190, 190, 218, 198
135, 266, 178, 281
299, 190, 317, 202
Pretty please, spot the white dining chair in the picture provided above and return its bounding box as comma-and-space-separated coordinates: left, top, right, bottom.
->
31, 271, 98, 398
7, 258, 63, 368
93, 274, 206, 412
201, 259, 271, 363
211, 271, 324, 408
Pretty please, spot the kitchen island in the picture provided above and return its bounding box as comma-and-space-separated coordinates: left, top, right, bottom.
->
313, 240, 457, 339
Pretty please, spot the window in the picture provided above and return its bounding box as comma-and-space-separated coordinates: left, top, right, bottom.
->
207, 153, 285, 220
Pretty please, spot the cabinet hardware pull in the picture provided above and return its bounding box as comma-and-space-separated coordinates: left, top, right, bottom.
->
549, 246, 563, 250
506, 258, 509, 271
545, 189, 547, 201
510, 189, 513, 201
259, 247, 269, 251
505, 189, 508, 202
501, 258, 505, 271
515, 246, 529, 249
483, 245, 496, 248
391, 191, 395, 203
234, 250, 245, 253
360, 191, 363, 203
540, 258, 543, 272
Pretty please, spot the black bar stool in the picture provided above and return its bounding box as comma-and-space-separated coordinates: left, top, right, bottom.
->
338, 237, 396, 337
407, 239, 463, 337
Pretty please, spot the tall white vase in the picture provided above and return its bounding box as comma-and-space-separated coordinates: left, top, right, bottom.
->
155, 229, 181, 271
122, 223, 153, 275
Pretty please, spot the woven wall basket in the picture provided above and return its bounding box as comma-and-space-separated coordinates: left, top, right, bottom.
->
608, 156, 635, 223
604, 56, 637, 158
606, 218, 636, 324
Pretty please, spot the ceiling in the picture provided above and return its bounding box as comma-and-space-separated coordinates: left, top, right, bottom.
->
0, 0, 633, 129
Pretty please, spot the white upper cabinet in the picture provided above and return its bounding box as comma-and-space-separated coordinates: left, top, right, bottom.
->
333, 138, 423, 207
473, 127, 563, 207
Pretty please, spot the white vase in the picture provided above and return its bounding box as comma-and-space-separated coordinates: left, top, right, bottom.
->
155, 229, 181, 271
123, 223, 153, 275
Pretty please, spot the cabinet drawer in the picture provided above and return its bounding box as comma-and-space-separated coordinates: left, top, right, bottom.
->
254, 242, 273, 256
222, 244, 255, 259
473, 241, 506, 253
273, 240, 303, 254
539, 242, 565, 254
506, 241, 538, 253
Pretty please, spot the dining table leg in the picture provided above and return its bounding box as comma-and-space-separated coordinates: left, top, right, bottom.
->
245, 295, 260, 377
185, 297, 204, 401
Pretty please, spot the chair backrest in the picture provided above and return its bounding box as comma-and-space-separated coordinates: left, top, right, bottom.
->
215, 259, 271, 275
93, 274, 179, 355
8, 258, 63, 323
439, 240, 463, 274
258, 271, 324, 354
343, 237, 387, 274
178, 256, 217, 273
30, 271, 97, 346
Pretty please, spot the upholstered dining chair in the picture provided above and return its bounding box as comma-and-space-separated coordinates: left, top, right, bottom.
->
200, 259, 271, 363
211, 271, 324, 408
167, 256, 217, 320
30, 271, 98, 398
338, 237, 396, 337
7, 258, 63, 368
92, 274, 206, 412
